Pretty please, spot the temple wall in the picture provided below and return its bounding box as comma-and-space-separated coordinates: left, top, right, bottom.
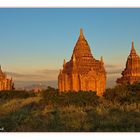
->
80, 74, 98, 94
80, 76, 87, 91
86, 79, 96, 91
58, 76, 62, 92
58, 73, 65, 92
0, 81, 3, 90
0, 79, 12, 91
64, 74, 71, 91
97, 75, 106, 96
71, 74, 79, 91
58, 71, 106, 96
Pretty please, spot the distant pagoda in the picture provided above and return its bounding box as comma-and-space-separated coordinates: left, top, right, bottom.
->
58, 29, 106, 96
117, 41, 140, 84
0, 65, 14, 90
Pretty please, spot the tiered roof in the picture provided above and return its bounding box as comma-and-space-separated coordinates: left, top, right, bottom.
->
63, 29, 105, 75
117, 41, 140, 84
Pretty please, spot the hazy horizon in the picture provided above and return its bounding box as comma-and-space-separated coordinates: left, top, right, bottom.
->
5, 68, 121, 89
0, 8, 140, 89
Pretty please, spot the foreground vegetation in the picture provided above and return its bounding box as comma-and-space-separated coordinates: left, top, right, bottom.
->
0, 83, 140, 132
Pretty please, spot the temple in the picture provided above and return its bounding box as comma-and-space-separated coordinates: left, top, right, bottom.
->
116, 41, 140, 84
0, 65, 14, 90
58, 29, 106, 96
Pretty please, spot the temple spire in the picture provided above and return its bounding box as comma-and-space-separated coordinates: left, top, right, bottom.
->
79, 28, 85, 40
72, 28, 93, 60
80, 28, 84, 36
130, 41, 136, 55
63, 59, 66, 68
63, 59, 66, 65
117, 41, 140, 85
100, 56, 104, 64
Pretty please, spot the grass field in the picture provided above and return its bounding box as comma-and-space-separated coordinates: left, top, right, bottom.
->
0, 84, 140, 132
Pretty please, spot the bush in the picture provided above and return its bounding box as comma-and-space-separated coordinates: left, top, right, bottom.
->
41, 90, 99, 106
0, 90, 36, 101
0, 84, 140, 132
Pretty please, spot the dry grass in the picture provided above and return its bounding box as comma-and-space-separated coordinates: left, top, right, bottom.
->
0, 97, 41, 116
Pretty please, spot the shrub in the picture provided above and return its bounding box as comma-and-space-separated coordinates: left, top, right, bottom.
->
0, 90, 36, 101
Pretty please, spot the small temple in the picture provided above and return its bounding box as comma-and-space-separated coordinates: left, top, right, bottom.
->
0, 65, 14, 90
58, 29, 106, 96
116, 41, 140, 84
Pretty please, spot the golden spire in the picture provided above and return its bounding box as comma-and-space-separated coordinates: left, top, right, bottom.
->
63, 59, 66, 69
80, 28, 84, 36
132, 41, 135, 50
100, 56, 104, 64
79, 28, 85, 40
63, 59, 66, 65
130, 41, 136, 55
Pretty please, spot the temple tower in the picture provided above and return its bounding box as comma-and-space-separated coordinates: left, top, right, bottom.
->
0, 65, 14, 90
58, 29, 106, 96
116, 41, 140, 84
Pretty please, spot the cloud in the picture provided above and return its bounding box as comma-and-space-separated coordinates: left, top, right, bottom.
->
36, 69, 59, 80
105, 64, 118, 68
37, 69, 59, 74
106, 69, 123, 75
6, 69, 59, 81
105, 64, 123, 75
7, 72, 41, 78
6, 67, 123, 89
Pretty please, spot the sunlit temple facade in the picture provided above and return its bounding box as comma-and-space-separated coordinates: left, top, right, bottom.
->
58, 29, 106, 96
0, 66, 14, 90
117, 41, 140, 84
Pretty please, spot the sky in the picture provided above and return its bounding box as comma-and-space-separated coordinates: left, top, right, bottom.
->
0, 8, 140, 88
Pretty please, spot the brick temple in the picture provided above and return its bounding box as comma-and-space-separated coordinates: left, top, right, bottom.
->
58, 29, 106, 96
117, 41, 140, 84
0, 66, 14, 90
